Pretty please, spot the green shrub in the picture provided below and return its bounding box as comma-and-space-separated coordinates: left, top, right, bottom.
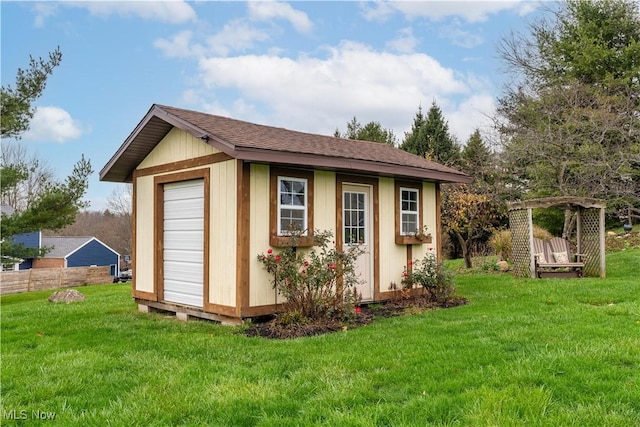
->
401, 251, 456, 303
490, 226, 553, 261
257, 230, 364, 321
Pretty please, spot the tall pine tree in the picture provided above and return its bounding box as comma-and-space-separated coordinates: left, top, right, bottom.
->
400, 101, 460, 166
1, 48, 93, 264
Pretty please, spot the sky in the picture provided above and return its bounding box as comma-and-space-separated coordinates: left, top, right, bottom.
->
1, 0, 544, 211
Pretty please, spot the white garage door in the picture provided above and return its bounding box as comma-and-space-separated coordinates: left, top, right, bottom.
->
163, 179, 204, 307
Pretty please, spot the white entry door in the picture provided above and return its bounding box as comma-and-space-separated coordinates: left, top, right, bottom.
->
342, 184, 373, 301
163, 179, 204, 307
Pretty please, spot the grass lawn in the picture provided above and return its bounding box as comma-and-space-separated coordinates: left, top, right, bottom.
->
2, 249, 639, 426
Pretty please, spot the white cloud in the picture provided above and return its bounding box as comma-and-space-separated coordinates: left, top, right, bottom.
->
32, 2, 58, 28
67, 0, 196, 24
359, 1, 396, 22
23, 106, 84, 143
447, 94, 496, 142
194, 41, 484, 139
363, 0, 529, 23
154, 30, 205, 59
156, 22, 271, 59
438, 20, 484, 48
386, 27, 419, 53
248, 1, 313, 33
206, 20, 270, 56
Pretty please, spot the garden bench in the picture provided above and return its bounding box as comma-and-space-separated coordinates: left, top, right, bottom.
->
533, 237, 584, 278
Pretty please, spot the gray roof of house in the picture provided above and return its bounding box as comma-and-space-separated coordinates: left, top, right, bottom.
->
1, 204, 15, 215
41, 236, 94, 258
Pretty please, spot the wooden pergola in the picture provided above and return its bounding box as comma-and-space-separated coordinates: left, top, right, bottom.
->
508, 196, 606, 278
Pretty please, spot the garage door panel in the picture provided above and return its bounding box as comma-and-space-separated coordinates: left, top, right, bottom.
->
164, 218, 204, 232
164, 230, 204, 248
163, 178, 204, 308
164, 199, 203, 215
164, 260, 204, 279
163, 249, 203, 264
163, 290, 202, 308
164, 181, 203, 197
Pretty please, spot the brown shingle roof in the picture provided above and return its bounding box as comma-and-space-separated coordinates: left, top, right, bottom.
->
100, 104, 471, 184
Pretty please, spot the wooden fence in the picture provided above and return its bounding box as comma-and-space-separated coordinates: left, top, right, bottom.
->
0, 266, 114, 295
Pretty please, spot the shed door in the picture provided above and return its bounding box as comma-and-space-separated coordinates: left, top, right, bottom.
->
163, 179, 204, 307
342, 184, 373, 301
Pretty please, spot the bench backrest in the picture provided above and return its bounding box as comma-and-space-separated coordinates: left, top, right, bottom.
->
548, 237, 573, 262
532, 238, 552, 264
533, 237, 576, 264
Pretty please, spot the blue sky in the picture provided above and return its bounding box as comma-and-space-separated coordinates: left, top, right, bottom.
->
2, 1, 542, 211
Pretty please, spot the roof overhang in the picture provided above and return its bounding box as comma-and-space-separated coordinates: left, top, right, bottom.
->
100, 105, 471, 184
100, 105, 212, 182
233, 147, 471, 183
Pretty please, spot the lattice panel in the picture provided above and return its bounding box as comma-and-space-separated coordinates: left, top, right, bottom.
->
509, 209, 532, 277
579, 208, 601, 277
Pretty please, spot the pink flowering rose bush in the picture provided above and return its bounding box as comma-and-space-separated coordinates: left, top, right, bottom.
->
257, 229, 365, 321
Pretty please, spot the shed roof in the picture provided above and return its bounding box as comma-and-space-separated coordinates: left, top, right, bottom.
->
100, 104, 471, 184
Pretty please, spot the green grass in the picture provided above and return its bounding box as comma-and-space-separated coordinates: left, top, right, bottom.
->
2, 250, 639, 426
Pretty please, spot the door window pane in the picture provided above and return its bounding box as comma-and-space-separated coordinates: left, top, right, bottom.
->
343, 191, 366, 245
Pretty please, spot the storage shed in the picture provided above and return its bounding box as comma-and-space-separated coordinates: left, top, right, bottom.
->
100, 104, 471, 322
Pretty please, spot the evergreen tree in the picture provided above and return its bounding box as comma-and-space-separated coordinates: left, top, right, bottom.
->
334, 116, 397, 146
1, 48, 93, 264
1, 47, 62, 139
400, 102, 460, 166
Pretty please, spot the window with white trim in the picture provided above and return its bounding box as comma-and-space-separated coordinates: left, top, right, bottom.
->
400, 187, 419, 235
278, 177, 307, 235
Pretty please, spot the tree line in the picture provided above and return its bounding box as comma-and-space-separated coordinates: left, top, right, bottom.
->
336, 0, 640, 266
2, 0, 638, 268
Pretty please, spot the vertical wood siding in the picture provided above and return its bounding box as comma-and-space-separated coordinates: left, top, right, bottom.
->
378, 178, 407, 291
138, 128, 221, 169
249, 164, 273, 307
314, 171, 336, 232
209, 160, 237, 307
134, 175, 155, 293
412, 182, 437, 261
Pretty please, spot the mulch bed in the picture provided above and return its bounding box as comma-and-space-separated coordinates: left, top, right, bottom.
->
243, 295, 468, 339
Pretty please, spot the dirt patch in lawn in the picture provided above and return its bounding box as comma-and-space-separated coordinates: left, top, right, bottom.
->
243, 295, 468, 339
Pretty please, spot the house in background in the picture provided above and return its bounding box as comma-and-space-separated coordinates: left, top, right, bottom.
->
34, 236, 120, 276
2, 226, 120, 275
100, 104, 471, 322
1, 204, 38, 270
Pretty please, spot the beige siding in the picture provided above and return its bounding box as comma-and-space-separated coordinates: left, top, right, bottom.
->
134, 157, 238, 308
314, 171, 336, 232
248, 168, 339, 307
378, 178, 406, 292
413, 182, 438, 260
134, 175, 155, 293
249, 164, 273, 307
138, 128, 220, 169
209, 160, 237, 307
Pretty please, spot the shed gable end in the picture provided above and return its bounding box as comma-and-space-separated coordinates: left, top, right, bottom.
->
138, 128, 221, 170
